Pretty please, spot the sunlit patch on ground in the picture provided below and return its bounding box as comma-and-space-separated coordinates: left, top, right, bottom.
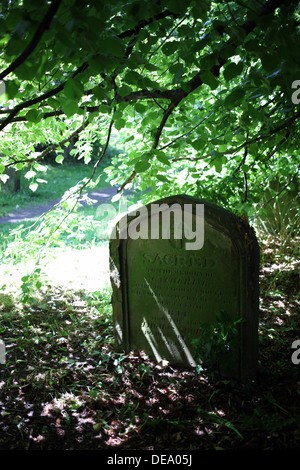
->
0, 237, 299, 450
0, 245, 110, 294
42, 246, 110, 292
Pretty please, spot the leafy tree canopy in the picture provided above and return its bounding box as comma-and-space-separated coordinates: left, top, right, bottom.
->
0, 0, 299, 216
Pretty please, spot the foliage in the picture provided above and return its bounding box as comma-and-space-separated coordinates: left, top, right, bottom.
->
191, 310, 243, 378
254, 176, 300, 242
0, 0, 299, 225
0, 1, 299, 450
0, 238, 299, 450
0, 160, 109, 216
20, 267, 43, 303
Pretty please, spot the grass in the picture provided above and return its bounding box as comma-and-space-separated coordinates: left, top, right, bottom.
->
0, 158, 144, 305
0, 160, 112, 257
0, 159, 299, 449
0, 236, 299, 450
0, 161, 110, 217
0, 160, 115, 308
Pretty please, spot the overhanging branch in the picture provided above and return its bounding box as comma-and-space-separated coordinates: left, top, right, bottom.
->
0, 0, 62, 82
0, 8, 177, 131
0, 62, 88, 132
4, 117, 91, 168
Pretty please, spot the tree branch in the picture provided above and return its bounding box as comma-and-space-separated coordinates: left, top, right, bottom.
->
241, 134, 248, 203
0, 0, 62, 81
0, 8, 178, 131
261, 165, 300, 209
173, 109, 300, 165
4, 117, 91, 168
0, 0, 289, 161
0, 62, 88, 132
118, 94, 185, 192
117, 0, 287, 193
14, 114, 115, 254
118, 9, 179, 40
79, 112, 115, 194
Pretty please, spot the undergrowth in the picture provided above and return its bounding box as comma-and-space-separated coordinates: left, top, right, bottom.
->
0, 237, 299, 450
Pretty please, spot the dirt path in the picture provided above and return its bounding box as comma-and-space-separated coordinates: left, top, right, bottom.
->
0, 187, 120, 224
0, 186, 134, 291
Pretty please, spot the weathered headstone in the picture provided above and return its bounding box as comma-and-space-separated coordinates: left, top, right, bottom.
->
110, 195, 259, 382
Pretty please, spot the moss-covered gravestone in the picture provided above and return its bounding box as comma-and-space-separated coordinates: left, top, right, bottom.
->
109, 195, 259, 382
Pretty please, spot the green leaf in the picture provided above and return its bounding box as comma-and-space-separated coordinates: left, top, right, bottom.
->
24, 170, 36, 179
200, 71, 219, 90
114, 118, 126, 130
162, 41, 178, 56
225, 88, 245, 106
101, 36, 124, 58
15, 62, 36, 80
228, 26, 247, 45
25, 109, 42, 123
218, 144, 227, 152
29, 182, 38, 192
124, 70, 142, 86
117, 85, 132, 97
241, 164, 249, 172
143, 62, 160, 72
56, 29, 77, 51
135, 161, 151, 173
244, 39, 260, 54
4, 80, 19, 100
33, 163, 47, 172
134, 103, 147, 113
191, 139, 205, 151
139, 41, 151, 54
155, 152, 170, 166
260, 53, 275, 72
220, 45, 236, 60
156, 174, 170, 182
92, 86, 109, 101
55, 155, 64, 164
99, 104, 111, 114
223, 62, 243, 81
89, 55, 111, 74
169, 62, 182, 75
0, 163, 5, 174
214, 159, 223, 173
61, 99, 79, 117
0, 174, 9, 184
165, 0, 189, 14
200, 53, 217, 70
64, 79, 84, 101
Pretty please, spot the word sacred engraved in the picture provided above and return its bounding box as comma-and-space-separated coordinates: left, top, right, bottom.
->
142, 252, 216, 268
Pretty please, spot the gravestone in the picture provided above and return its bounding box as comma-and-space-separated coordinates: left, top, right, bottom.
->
109, 195, 259, 382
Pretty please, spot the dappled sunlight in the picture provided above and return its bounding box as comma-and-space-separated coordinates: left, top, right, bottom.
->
0, 237, 299, 449
0, 0, 299, 451
42, 246, 110, 292
142, 279, 197, 367
0, 245, 110, 294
